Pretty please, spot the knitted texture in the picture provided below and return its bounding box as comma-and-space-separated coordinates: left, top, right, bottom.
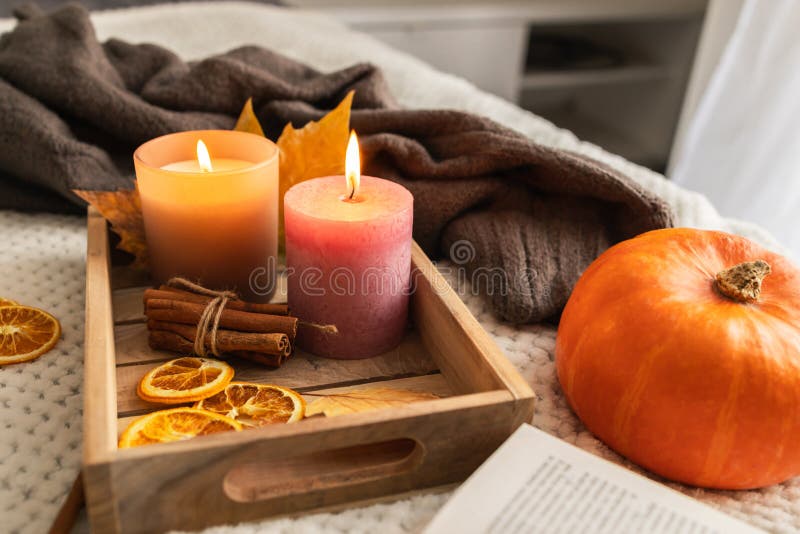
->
0, 3, 794, 534
0, 212, 86, 534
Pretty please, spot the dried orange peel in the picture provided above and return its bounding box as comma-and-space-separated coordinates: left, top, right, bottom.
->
196, 382, 305, 427
0, 305, 61, 366
119, 407, 242, 448
137, 357, 234, 404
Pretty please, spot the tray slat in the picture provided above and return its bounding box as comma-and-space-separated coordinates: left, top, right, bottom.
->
116, 325, 440, 415
112, 287, 147, 324
117, 373, 453, 437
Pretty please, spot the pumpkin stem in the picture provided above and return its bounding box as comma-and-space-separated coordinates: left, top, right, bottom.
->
714, 260, 771, 303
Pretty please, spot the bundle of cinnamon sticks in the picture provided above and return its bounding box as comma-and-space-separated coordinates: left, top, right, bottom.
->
143, 286, 298, 367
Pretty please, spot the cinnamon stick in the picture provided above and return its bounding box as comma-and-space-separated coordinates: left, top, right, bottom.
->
148, 330, 286, 368
147, 320, 291, 356
145, 298, 298, 338
146, 286, 289, 316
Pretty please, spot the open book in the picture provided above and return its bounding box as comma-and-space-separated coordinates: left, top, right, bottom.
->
424, 424, 762, 534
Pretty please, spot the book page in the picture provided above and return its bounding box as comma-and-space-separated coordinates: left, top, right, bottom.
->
424, 425, 762, 534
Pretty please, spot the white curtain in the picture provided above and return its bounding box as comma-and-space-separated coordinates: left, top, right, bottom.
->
670, 0, 800, 259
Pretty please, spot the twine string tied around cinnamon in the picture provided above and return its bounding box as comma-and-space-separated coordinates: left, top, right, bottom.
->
165, 277, 238, 357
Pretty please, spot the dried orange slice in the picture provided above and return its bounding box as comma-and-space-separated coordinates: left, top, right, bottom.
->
118, 407, 242, 448
0, 298, 19, 307
0, 306, 61, 366
195, 382, 305, 427
137, 357, 234, 404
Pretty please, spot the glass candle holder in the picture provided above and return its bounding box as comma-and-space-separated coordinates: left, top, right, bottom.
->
134, 130, 279, 302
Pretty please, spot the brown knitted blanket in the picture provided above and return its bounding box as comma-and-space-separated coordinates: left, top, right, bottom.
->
0, 4, 673, 323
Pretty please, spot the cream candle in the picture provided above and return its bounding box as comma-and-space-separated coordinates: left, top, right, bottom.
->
134, 130, 279, 302
160, 159, 250, 172
284, 132, 413, 359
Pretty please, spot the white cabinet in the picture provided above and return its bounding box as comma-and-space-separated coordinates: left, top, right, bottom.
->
364, 24, 527, 101
288, 0, 708, 170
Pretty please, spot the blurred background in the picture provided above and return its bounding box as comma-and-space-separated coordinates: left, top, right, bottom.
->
3, 0, 797, 257
289, 0, 710, 175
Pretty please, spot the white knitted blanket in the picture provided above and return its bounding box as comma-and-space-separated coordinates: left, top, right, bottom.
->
0, 3, 795, 534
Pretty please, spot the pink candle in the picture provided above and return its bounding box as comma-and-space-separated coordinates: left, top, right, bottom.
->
284, 134, 413, 359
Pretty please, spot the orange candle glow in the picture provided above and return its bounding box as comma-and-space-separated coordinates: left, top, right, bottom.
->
134, 130, 279, 301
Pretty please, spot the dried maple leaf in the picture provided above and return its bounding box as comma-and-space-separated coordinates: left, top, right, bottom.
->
233, 97, 266, 137
305, 387, 440, 417
233, 92, 353, 248
74, 189, 148, 269
277, 91, 352, 194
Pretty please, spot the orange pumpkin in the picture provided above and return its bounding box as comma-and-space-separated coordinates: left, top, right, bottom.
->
556, 228, 800, 489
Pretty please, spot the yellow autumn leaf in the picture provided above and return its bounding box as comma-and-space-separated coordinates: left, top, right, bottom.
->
305, 387, 440, 417
74, 189, 148, 269
233, 92, 353, 248
233, 97, 265, 137
278, 91, 353, 193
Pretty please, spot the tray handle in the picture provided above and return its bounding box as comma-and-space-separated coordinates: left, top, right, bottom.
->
223, 437, 425, 503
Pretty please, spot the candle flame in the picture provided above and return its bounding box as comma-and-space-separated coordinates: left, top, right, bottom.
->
196, 139, 213, 172
345, 130, 360, 200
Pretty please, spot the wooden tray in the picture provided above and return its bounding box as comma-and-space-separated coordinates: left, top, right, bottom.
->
82, 207, 535, 533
